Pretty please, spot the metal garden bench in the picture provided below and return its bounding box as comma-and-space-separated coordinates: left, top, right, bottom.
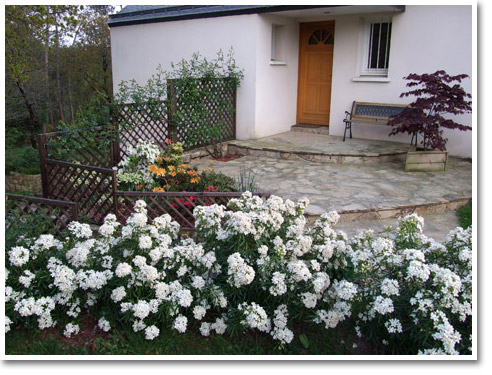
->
343, 101, 416, 144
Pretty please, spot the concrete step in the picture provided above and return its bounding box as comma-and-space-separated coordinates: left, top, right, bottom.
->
291, 124, 331, 135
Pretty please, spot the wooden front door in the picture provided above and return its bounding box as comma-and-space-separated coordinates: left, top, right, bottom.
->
297, 21, 335, 125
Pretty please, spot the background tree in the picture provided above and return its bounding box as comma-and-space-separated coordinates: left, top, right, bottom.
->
5, 5, 117, 143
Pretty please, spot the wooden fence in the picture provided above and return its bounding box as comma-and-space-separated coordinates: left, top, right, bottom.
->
42, 159, 117, 224
5, 194, 79, 236
27, 78, 243, 230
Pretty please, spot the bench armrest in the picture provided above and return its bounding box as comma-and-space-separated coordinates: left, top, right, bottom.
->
344, 111, 352, 121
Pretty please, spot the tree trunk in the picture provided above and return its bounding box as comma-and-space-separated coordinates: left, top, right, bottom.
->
44, 24, 52, 132
68, 76, 74, 121
15, 80, 40, 146
55, 23, 64, 123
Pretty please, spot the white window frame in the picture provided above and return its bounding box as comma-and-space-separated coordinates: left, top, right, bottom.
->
360, 16, 392, 77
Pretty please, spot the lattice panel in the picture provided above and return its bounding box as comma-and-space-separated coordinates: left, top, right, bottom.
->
116, 192, 267, 230
173, 79, 236, 150
5, 194, 79, 237
46, 129, 114, 167
46, 161, 115, 224
117, 102, 169, 161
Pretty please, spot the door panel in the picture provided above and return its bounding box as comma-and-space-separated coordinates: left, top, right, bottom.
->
297, 21, 335, 126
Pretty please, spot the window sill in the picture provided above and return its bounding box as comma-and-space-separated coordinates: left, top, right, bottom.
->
270, 60, 287, 66
352, 76, 391, 82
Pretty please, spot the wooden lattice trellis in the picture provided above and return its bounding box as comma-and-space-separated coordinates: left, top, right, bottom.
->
113, 102, 170, 162
115, 191, 269, 230
5, 194, 79, 236
39, 128, 115, 168
171, 78, 237, 150
44, 160, 117, 224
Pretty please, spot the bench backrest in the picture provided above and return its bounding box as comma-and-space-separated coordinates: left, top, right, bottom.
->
351, 101, 408, 123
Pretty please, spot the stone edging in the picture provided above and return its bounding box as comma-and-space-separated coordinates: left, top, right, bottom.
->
227, 144, 407, 164
5, 173, 42, 195
305, 196, 471, 223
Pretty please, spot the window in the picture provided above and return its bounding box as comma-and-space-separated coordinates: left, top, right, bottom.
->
360, 18, 392, 77
271, 24, 286, 65
308, 29, 334, 45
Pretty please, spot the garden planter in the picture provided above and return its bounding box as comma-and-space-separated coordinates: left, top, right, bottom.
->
405, 148, 448, 172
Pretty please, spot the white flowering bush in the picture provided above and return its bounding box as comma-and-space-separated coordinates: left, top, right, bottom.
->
5, 193, 473, 355
116, 139, 161, 190
347, 214, 472, 355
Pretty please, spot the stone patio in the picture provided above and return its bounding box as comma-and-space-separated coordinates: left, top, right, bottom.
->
190, 131, 472, 234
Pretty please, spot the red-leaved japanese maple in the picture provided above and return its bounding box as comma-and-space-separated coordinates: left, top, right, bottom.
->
387, 70, 472, 151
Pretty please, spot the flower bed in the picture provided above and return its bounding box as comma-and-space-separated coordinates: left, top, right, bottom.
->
5, 192, 472, 355
116, 138, 237, 193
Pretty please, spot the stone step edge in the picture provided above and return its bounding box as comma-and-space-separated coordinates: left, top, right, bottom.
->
227, 143, 407, 159
305, 196, 471, 223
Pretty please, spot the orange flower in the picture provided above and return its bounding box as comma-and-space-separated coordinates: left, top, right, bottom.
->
163, 156, 172, 162
149, 164, 159, 173
136, 184, 143, 190
186, 170, 198, 176
155, 156, 163, 163
167, 165, 175, 170
177, 168, 185, 174
190, 177, 200, 184
179, 164, 190, 169
153, 186, 164, 192
168, 171, 177, 177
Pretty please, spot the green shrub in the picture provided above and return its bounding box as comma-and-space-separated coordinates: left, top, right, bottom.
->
5, 128, 28, 148
5, 146, 40, 175
196, 170, 236, 192
457, 199, 472, 229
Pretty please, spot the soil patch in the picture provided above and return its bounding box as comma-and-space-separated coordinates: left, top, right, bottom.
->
214, 154, 242, 162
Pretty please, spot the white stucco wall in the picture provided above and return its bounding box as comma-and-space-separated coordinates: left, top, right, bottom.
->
253, 15, 300, 138
110, 14, 259, 140
329, 5, 473, 157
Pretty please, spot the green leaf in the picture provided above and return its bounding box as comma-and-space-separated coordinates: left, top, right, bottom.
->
299, 333, 310, 349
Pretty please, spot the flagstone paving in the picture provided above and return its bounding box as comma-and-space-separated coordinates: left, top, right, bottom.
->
189, 131, 472, 239
191, 154, 472, 218
334, 210, 461, 243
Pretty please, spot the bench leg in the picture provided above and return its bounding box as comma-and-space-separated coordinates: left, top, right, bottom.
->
343, 122, 352, 142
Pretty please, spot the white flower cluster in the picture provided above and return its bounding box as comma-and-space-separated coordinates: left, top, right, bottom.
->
117, 139, 161, 190
270, 305, 293, 345
227, 252, 255, 287
239, 302, 271, 333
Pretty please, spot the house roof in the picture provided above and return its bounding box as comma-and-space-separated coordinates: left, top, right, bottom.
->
107, 5, 343, 27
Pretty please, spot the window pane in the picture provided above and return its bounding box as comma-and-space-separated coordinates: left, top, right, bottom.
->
378, 23, 389, 68
385, 23, 392, 68
367, 22, 391, 71
369, 23, 381, 69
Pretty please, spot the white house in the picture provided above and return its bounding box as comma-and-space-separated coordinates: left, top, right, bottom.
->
108, 5, 474, 157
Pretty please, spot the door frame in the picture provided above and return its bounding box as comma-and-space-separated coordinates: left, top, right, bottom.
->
296, 20, 335, 126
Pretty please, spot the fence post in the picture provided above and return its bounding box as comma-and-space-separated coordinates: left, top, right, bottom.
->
232, 83, 237, 140
38, 133, 49, 198
167, 79, 178, 142
110, 117, 121, 167
112, 168, 119, 219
